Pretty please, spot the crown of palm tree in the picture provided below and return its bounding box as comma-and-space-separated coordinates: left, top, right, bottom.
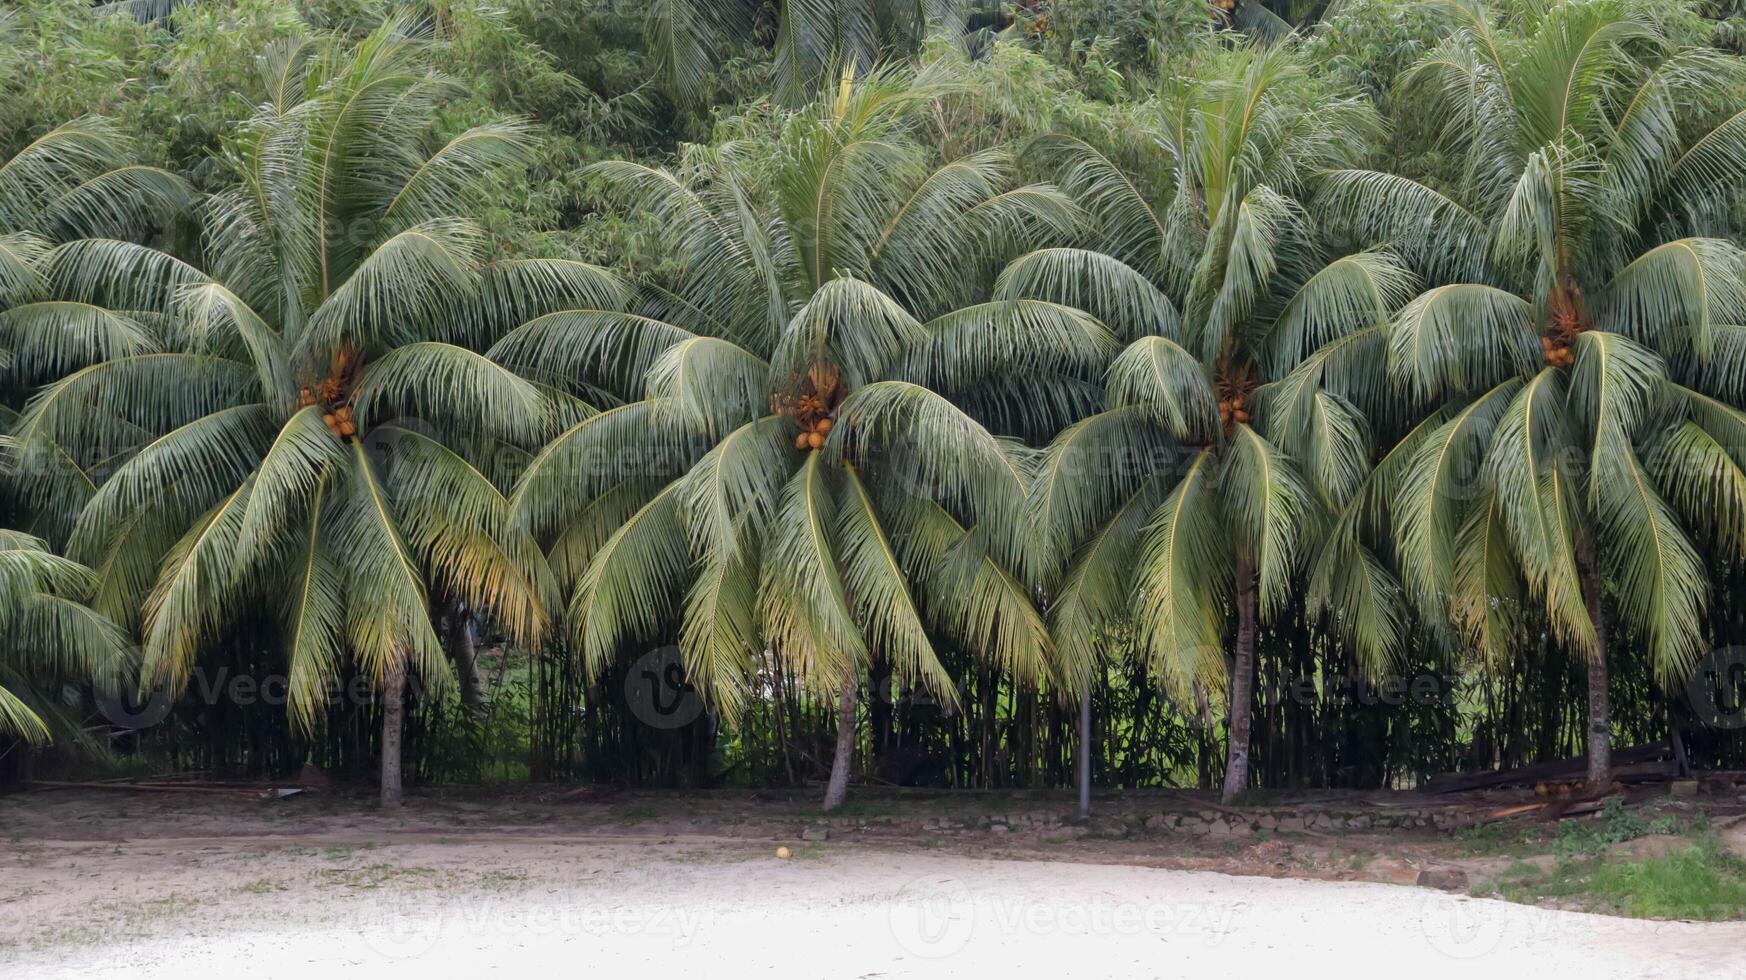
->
1022, 46, 1414, 698
499, 67, 1099, 714
1311, 0, 1746, 683
9, 20, 572, 729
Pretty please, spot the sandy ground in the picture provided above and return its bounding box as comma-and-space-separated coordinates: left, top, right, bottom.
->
3, 822, 1743, 980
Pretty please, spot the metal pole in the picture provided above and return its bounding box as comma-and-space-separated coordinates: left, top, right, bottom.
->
1076, 685, 1091, 821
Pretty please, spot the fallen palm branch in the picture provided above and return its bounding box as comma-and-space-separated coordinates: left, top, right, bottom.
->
1423, 744, 1672, 794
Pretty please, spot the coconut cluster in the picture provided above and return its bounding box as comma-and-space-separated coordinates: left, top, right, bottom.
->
794, 413, 833, 451
1543, 296, 1586, 368
1541, 334, 1575, 367
296, 387, 358, 440
1218, 395, 1250, 427
297, 349, 361, 442
776, 363, 843, 453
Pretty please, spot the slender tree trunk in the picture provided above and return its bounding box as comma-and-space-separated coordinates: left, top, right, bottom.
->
869, 655, 891, 777
1076, 685, 1092, 820
380, 661, 406, 808
1670, 720, 1690, 779
822, 666, 856, 812
446, 607, 486, 719
1577, 541, 1612, 787
1222, 558, 1258, 805
772, 670, 797, 785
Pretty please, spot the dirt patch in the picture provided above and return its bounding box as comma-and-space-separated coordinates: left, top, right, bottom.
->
3, 785, 1742, 924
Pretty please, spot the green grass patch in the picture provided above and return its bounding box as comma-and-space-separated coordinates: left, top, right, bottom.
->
1455, 821, 1540, 857
1586, 841, 1746, 920
1486, 834, 1746, 921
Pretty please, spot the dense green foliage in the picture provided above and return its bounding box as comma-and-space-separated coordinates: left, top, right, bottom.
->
5, 0, 1746, 804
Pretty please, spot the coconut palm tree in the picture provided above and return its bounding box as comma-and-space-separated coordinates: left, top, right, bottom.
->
0, 530, 129, 743
1314, 0, 1746, 785
649, 0, 964, 107
12, 21, 567, 805
1025, 46, 1409, 803
500, 67, 1093, 809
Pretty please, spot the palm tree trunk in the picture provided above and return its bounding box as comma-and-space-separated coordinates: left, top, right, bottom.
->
445, 606, 485, 719
1076, 685, 1092, 820
380, 661, 406, 808
822, 667, 856, 812
1577, 542, 1612, 787
1221, 558, 1258, 805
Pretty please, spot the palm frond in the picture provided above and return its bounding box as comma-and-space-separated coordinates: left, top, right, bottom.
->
1654, 395, 1746, 560
1484, 370, 1597, 657
1029, 408, 1171, 576
772, 276, 927, 391
1389, 283, 1536, 402
1589, 435, 1705, 683
382, 121, 539, 230
233, 406, 352, 565
1105, 336, 1219, 442
175, 283, 296, 409
1598, 239, 1746, 356
301, 218, 486, 353
567, 482, 689, 679
327, 441, 450, 691
645, 336, 771, 438
354, 341, 553, 444
0, 301, 159, 384
1222, 425, 1320, 621
510, 402, 699, 543
139, 481, 256, 696
68, 405, 274, 564
488, 309, 697, 400
1134, 450, 1228, 701
993, 248, 1181, 342
888, 300, 1116, 393
837, 463, 956, 706
887, 495, 1055, 690
1312, 170, 1492, 282
1049, 476, 1168, 695
281, 475, 345, 732
676, 416, 794, 563
829, 380, 1035, 573
1264, 249, 1415, 377
759, 453, 864, 693
1307, 505, 1409, 676
372, 427, 555, 647
1393, 379, 1521, 616
1447, 490, 1526, 664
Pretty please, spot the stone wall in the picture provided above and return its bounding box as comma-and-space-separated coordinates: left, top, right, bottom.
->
810, 803, 1487, 840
